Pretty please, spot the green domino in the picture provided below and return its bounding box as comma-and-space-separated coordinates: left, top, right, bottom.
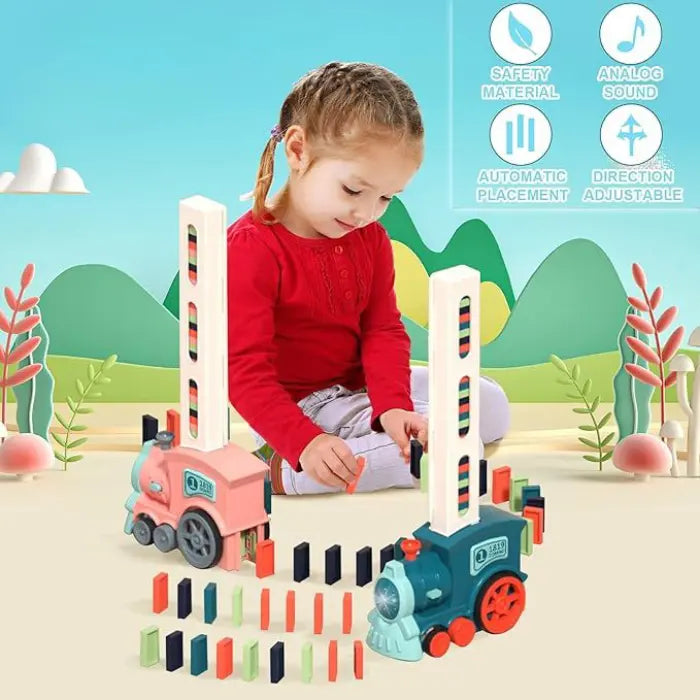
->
242, 640, 259, 681
520, 518, 533, 556
301, 642, 313, 683
232, 585, 243, 627
510, 477, 529, 512
420, 453, 429, 493
139, 626, 159, 667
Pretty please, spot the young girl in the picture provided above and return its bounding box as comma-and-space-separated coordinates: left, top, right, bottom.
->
227, 61, 510, 495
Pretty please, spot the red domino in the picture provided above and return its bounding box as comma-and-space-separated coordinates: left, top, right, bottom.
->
256, 539, 275, 578
523, 506, 544, 544
216, 638, 233, 679
492, 466, 511, 504
342, 592, 352, 634
152, 572, 168, 613
354, 640, 364, 679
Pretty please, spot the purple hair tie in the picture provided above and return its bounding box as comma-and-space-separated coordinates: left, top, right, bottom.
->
270, 125, 284, 143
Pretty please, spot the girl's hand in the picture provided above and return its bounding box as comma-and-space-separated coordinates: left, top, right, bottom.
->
299, 433, 359, 488
379, 409, 428, 463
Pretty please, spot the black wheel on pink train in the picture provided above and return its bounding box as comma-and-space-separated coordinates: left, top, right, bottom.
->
176, 509, 223, 569
133, 514, 155, 545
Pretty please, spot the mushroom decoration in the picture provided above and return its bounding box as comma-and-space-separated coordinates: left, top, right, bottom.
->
660, 420, 684, 477
612, 433, 672, 481
0, 433, 55, 481
670, 329, 700, 477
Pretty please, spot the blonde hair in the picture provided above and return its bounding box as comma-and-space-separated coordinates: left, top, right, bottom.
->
251, 61, 424, 224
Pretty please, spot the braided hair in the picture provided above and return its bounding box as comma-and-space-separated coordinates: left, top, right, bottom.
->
251, 61, 424, 224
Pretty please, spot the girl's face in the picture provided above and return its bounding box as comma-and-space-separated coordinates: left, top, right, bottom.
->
284, 132, 422, 239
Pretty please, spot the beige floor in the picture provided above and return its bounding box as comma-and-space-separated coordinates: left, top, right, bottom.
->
0, 406, 698, 699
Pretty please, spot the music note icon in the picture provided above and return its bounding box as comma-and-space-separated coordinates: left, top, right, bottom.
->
617, 15, 645, 52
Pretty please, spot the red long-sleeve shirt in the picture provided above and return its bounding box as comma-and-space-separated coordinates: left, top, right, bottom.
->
227, 210, 413, 471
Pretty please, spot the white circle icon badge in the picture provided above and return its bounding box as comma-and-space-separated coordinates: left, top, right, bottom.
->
600, 4, 662, 65
600, 104, 662, 166
490, 3, 552, 65
490, 104, 552, 166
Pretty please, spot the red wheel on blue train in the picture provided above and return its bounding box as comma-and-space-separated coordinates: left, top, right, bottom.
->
448, 616, 476, 646
422, 625, 451, 657
475, 573, 526, 634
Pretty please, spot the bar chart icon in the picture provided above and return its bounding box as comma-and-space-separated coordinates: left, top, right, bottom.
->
506, 113, 536, 154
490, 104, 551, 166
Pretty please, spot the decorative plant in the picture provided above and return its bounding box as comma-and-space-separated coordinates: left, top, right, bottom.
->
613, 304, 654, 440
10, 307, 55, 442
51, 354, 117, 469
550, 354, 614, 470
0, 264, 43, 433
622, 263, 684, 430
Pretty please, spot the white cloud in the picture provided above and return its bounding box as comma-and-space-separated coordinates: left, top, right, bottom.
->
0, 143, 89, 194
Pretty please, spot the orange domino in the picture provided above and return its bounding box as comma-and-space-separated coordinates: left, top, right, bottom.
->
260, 588, 270, 630
313, 593, 324, 634
492, 465, 511, 504
152, 572, 168, 613
256, 539, 275, 578
342, 592, 352, 634
166, 409, 180, 447
328, 640, 338, 682
346, 456, 366, 494
285, 590, 295, 632
523, 506, 544, 544
353, 640, 364, 679
216, 637, 233, 679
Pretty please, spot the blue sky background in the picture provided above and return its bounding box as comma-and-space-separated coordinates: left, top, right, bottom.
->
1, 0, 698, 349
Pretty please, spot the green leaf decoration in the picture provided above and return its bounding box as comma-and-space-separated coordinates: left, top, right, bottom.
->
601, 451, 614, 462
50, 431, 67, 448
601, 432, 615, 446
54, 412, 70, 430
49, 352, 117, 469
572, 407, 589, 414
579, 425, 596, 431
556, 378, 572, 385
582, 379, 592, 396
583, 455, 600, 463
549, 354, 568, 373
598, 412, 612, 429
566, 393, 580, 400
591, 396, 600, 412
572, 364, 580, 381
579, 437, 599, 449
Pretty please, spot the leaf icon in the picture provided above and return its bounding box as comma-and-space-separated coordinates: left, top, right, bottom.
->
508, 11, 537, 54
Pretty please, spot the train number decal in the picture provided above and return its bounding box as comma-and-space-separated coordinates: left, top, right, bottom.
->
470, 536, 508, 575
183, 468, 216, 501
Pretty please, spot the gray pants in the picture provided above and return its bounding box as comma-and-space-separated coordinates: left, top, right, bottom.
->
251, 365, 510, 495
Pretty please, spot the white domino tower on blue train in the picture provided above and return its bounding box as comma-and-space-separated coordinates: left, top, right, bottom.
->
427, 265, 481, 537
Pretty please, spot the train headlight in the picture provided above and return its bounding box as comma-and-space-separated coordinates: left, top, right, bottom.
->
374, 578, 401, 620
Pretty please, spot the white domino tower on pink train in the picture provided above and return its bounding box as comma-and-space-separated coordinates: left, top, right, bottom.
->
177, 195, 230, 452
427, 265, 482, 537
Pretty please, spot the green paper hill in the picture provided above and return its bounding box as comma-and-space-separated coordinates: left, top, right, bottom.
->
380, 198, 516, 309
481, 239, 629, 368
38, 264, 179, 368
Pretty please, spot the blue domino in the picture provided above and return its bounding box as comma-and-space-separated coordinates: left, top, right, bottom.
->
191, 634, 208, 676
521, 485, 541, 509
204, 582, 217, 624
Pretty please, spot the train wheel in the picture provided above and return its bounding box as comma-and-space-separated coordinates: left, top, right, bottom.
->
176, 509, 223, 569
153, 524, 177, 552
476, 574, 526, 634
133, 515, 155, 545
422, 626, 451, 657
448, 617, 476, 646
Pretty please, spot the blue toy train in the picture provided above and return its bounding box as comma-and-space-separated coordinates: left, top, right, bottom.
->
367, 480, 528, 661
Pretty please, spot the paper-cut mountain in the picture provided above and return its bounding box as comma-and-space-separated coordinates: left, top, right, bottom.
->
480, 239, 629, 368
38, 264, 179, 367
380, 198, 516, 309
